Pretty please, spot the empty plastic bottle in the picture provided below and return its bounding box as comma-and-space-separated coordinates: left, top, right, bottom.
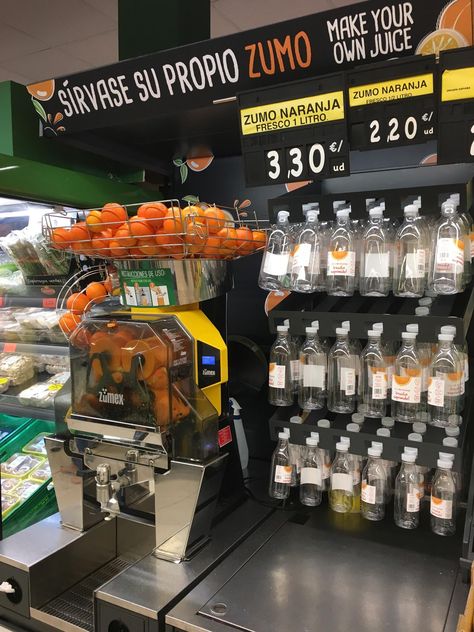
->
394, 452, 422, 529
431, 458, 456, 536
361, 447, 386, 521
391, 331, 422, 423
327, 208, 356, 296
299, 326, 326, 410
290, 210, 324, 293
268, 326, 293, 406
360, 329, 387, 418
300, 437, 323, 507
269, 432, 292, 499
312, 428, 331, 491
259, 210, 293, 290
327, 328, 357, 414
450, 193, 472, 286
406, 323, 431, 408
372, 440, 396, 503
329, 441, 354, 513
441, 324, 468, 406
373, 322, 396, 395
431, 200, 465, 295
360, 206, 391, 297
428, 333, 463, 426
393, 204, 427, 297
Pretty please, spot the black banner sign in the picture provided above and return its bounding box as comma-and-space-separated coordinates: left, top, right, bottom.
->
438, 47, 474, 165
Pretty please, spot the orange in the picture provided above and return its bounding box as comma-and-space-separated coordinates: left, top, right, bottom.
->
90, 335, 123, 372
114, 223, 136, 247
185, 223, 206, 254
146, 367, 169, 390
438, 0, 472, 44
235, 226, 254, 254
27, 79, 55, 101
138, 239, 161, 256
91, 229, 113, 257
111, 371, 124, 384
109, 239, 129, 257
182, 205, 206, 226
129, 216, 154, 239
155, 230, 185, 256
66, 292, 90, 314
85, 282, 108, 301
153, 389, 171, 426
186, 152, 214, 172
128, 247, 143, 258
393, 375, 410, 386
416, 28, 467, 56
137, 202, 168, 229
101, 203, 128, 233
59, 311, 81, 335
162, 208, 184, 235
121, 339, 156, 380
406, 367, 421, 377
103, 277, 113, 294
202, 235, 224, 258
143, 338, 169, 367
91, 357, 104, 381
252, 230, 266, 250
204, 207, 226, 234
217, 227, 238, 253
85, 210, 103, 234
69, 221, 90, 243
51, 227, 71, 249
171, 393, 190, 422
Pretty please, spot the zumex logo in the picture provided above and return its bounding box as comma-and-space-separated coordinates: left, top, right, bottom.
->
202, 368, 216, 376
99, 389, 124, 405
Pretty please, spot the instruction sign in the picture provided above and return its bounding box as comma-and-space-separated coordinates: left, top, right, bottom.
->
118, 264, 176, 308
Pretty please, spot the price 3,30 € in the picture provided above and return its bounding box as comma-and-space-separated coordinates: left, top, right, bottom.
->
265, 140, 347, 182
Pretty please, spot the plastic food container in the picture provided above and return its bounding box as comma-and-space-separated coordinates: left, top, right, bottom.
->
0, 354, 35, 385
29, 461, 51, 483
14, 480, 42, 501
22, 433, 50, 456
1, 453, 44, 478
2, 493, 20, 518
1, 478, 20, 493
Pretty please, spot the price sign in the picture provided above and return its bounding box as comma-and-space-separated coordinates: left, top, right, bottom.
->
238, 73, 349, 187
438, 48, 474, 165
348, 57, 437, 151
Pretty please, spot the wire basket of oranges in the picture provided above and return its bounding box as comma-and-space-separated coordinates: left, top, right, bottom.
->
44, 199, 268, 261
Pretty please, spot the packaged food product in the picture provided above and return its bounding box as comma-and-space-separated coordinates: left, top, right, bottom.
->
0, 354, 35, 385
1, 453, 44, 478
1, 478, 20, 493
0, 376, 11, 393
14, 480, 42, 501
18, 383, 56, 408
29, 461, 51, 483
0, 321, 20, 341
0, 227, 70, 279
2, 493, 20, 517
22, 433, 51, 456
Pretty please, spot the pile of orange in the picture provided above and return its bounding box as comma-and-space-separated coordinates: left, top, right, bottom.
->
59, 280, 111, 336
51, 201, 267, 261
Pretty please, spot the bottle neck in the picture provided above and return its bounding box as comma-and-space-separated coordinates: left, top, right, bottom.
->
439, 341, 452, 352
336, 334, 348, 343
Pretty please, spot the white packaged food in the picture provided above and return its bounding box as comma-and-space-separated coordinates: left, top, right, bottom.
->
0, 354, 35, 385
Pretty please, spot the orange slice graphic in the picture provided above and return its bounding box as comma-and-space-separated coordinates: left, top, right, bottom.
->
331, 250, 348, 260
394, 375, 410, 386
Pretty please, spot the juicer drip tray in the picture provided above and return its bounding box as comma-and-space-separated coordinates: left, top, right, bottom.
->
34, 557, 133, 632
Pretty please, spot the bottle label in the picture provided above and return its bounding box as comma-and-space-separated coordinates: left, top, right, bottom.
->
405, 249, 425, 279
301, 467, 321, 486
435, 370, 464, 398
274, 464, 292, 484
340, 367, 356, 396
303, 364, 325, 388
269, 363, 286, 388
470, 232, 474, 260
327, 251, 356, 277
371, 370, 388, 400
406, 489, 420, 513
430, 496, 453, 519
428, 376, 445, 408
361, 481, 376, 504
290, 360, 300, 381
289, 444, 301, 474
435, 238, 464, 274
391, 375, 421, 403
331, 472, 353, 493
292, 243, 312, 268
364, 252, 390, 278
263, 252, 289, 276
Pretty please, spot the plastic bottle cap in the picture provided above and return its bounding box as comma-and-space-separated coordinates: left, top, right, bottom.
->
443, 437, 458, 447
305, 327, 318, 335
402, 453, 416, 463
351, 413, 364, 424
412, 422, 427, 435
448, 414, 462, 426
404, 204, 418, 216
369, 207, 383, 217
419, 298, 433, 307
306, 437, 319, 447
277, 210, 290, 221
336, 209, 350, 218
317, 419, 331, 429
402, 331, 417, 340
406, 324, 419, 334
368, 447, 382, 457
283, 427, 290, 434
335, 327, 347, 336
333, 201, 346, 211
290, 416, 303, 424
302, 203, 311, 214
340, 436, 350, 445
437, 459, 453, 469
368, 330, 381, 337
450, 193, 460, 203
336, 442, 349, 451
376, 428, 390, 437
381, 417, 395, 428
306, 211, 318, 222
445, 426, 460, 437
416, 411, 432, 423
415, 307, 430, 316
311, 320, 320, 329
346, 423, 360, 432
277, 325, 288, 333
373, 322, 384, 332
438, 334, 453, 342
310, 432, 320, 442
405, 447, 418, 456
408, 433, 423, 442
372, 441, 383, 451
439, 451, 455, 461
341, 321, 350, 330
440, 325, 456, 336
366, 198, 376, 204
278, 432, 288, 440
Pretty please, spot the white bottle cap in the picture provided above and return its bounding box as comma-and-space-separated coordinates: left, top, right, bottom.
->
408, 432, 423, 442
415, 411, 432, 423
379, 201, 386, 211
340, 436, 350, 445
445, 426, 460, 437
278, 432, 288, 439
366, 198, 376, 205
336, 208, 351, 218
412, 422, 427, 435
341, 321, 350, 330
290, 416, 303, 424
450, 193, 460, 204
415, 307, 430, 316
368, 330, 381, 338
311, 320, 320, 329
306, 211, 318, 222
437, 458, 453, 469
305, 327, 318, 335
310, 432, 320, 442
402, 331, 417, 340
333, 200, 346, 212
404, 204, 418, 216
402, 452, 416, 463
369, 207, 383, 217
438, 333, 453, 342
302, 203, 311, 214
317, 419, 331, 428
381, 417, 395, 428
406, 324, 419, 334
335, 327, 347, 335
284, 319, 290, 327
443, 437, 458, 448
405, 446, 418, 456
448, 414, 462, 426
440, 325, 456, 336
373, 322, 384, 332
346, 423, 360, 433
351, 413, 364, 424
368, 447, 382, 457
336, 442, 349, 451
376, 428, 390, 437
283, 427, 290, 435
277, 325, 288, 333
277, 210, 290, 222
372, 441, 383, 451
306, 437, 319, 447
418, 297, 433, 307
439, 451, 455, 461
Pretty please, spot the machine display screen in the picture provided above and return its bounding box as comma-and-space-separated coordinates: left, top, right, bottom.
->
202, 356, 216, 366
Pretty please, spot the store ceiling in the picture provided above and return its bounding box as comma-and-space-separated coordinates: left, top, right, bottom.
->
0, 0, 359, 84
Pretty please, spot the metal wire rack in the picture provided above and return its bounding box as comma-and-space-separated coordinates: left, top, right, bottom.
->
42, 199, 268, 261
